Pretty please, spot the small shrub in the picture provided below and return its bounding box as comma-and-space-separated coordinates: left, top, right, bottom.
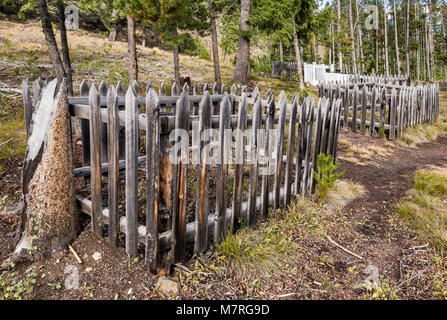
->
250, 55, 272, 74
313, 154, 344, 200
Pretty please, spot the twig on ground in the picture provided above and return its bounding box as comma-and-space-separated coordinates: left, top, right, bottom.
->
0, 138, 14, 147
410, 243, 429, 251
175, 263, 192, 274
388, 262, 431, 300
325, 234, 364, 260
68, 245, 83, 264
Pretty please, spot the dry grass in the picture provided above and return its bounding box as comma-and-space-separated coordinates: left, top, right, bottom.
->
366, 145, 394, 158
327, 180, 367, 210
398, 165, 447, 250
397, 94, 447, 148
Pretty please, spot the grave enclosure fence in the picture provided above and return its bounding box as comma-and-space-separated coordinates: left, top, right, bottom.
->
319, 76, 440, 140
23, 78, 343, 273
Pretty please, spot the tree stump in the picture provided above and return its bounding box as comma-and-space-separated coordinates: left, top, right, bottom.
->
15, 78, 79, 259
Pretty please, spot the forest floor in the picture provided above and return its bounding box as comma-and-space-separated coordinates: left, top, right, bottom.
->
0, 19, 446, 300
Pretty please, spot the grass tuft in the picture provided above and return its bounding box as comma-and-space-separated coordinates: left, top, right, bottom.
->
398, 166, 447, 250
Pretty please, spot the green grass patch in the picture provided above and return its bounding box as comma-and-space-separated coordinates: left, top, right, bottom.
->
398, 166, 447, 250
0, 119, 27, 175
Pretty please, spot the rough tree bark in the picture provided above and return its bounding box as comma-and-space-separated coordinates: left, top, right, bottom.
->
292, 19, 304, 88
232, 0, 251, 84
427, 0, 435, 78
280, 41, 284, 63
15, 78, 78, 259
209, 0, 222, 89
127, 14, 138, 82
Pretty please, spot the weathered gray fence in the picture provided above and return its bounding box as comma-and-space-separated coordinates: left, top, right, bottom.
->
23, 78, 343, 273
319, 80, 440, 140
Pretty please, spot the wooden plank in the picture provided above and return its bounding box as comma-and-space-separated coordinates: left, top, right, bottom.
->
332, 99, 343, 161
360, 85, 367, 134
260, 98, 275, 219
159, 82, 166, 113
116, 81, 126, 160
170, 91, 190, 263
107, 85, 119, 247
343, 85, 349, 130
247, 96, 262, 226
22, 79, 32, 140
214, 94, 231, 243
389, 88, 396, 140
273, 97, 287, 210
284, 98, 298, 207
125, 85, 139, 257
32, 77, 43, 108
212, 82, 219, 115
99, 81, 108, 162
379, 88, 386, 134
327, 97, 337, 155
89, 83, 103, 236
195, 93, 211, 253
145, 87, 160, 272
231, 93, 248, 233
369, 87, 376, 136
192, 84, 199, 115
352, 85, 358, 132
301, 98, 315, 196
80, 80, 90, 166
294, 99, 306, 195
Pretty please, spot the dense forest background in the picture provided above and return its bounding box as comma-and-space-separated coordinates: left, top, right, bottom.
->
0, 0, 446, 89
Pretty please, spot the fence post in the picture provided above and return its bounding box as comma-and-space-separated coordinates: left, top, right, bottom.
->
195, 93, 211, 253
260, 98, 275, 219
214, 94, 231, 243
107, 85, 119, 247
284, 98, 298, 207
145, 87, 160, 272
80, 80, 90, 166
273, 96, 287, 211
125, 85, 139, 257
89, 83, 103, 236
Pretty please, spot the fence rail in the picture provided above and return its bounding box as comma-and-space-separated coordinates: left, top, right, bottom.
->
23, 78, 343, 273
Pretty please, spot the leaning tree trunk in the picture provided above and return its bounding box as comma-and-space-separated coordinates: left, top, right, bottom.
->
209, 0, 222, 89
127, 14, 138, 82
232, 0, 251, 84
15, 78, 78, 259
37, 0, 65, 78
56, 2, 73, 96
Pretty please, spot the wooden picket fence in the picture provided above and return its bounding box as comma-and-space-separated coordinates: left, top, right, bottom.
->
319, 80, 440, 140
23, 78, 343, 272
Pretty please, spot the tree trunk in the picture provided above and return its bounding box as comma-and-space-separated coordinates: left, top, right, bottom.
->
425, 13, 431, 81
127, 14, 138, 82
415, 1, 420, 81
355, 0, 365, 73
142, 27, 146, 47
405, 0, 410, 77
383, 0, 389, 76
292, 19, 304, 88
172, 28, 180, 85
232, 0, 251, 84
209, 0, 221, 89
427, 0, 435, 79
37, 0, 65, 78
280, 41, 284, 63
56, 2, 73, 96
108, 28, 117, 41
336, 0, 343, 71
348, 0, 357, 74
15, 78, 78, 259
392, 0, 400, 76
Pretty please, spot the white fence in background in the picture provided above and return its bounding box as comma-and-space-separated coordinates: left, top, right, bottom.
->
303, 63, 350, 86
